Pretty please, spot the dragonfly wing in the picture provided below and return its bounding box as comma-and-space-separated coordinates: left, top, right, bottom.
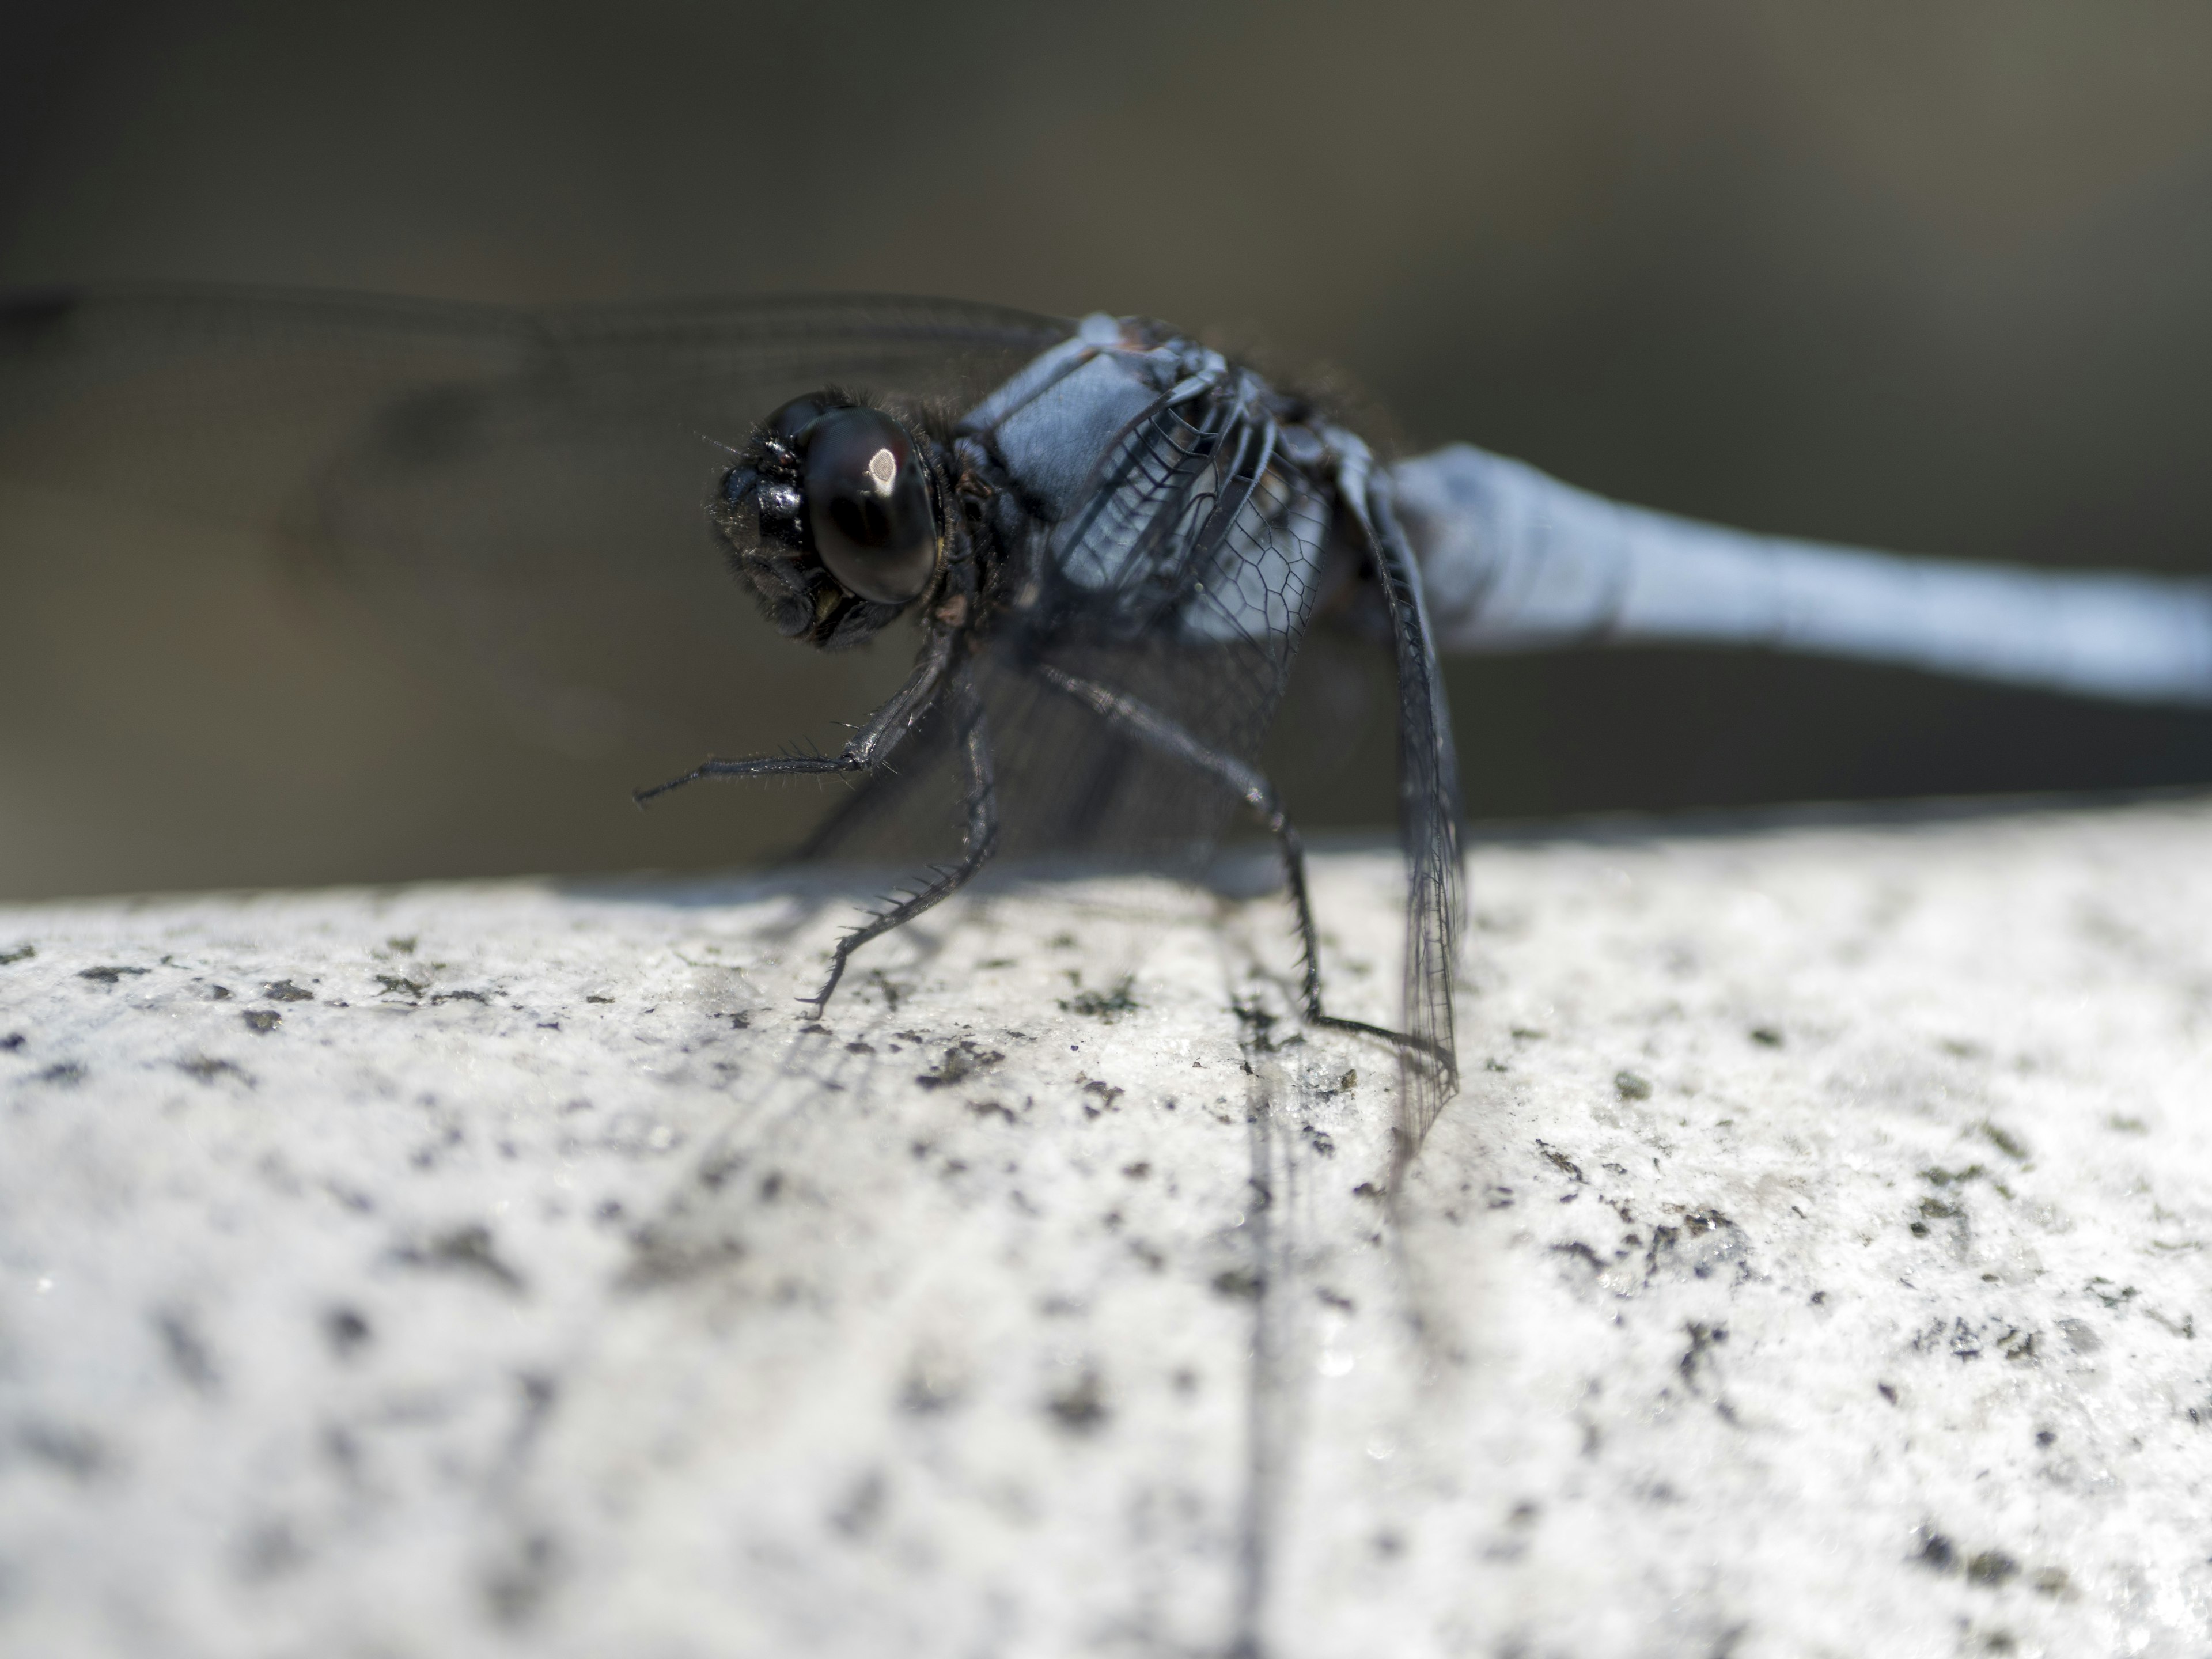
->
974, 382, 1328, 867
801, 392, 1336, 986
1350, 456, 1465, 1169
0, 285, 1069, 754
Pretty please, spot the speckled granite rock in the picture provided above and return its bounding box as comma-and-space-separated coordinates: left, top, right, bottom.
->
2, 806, 2207, 1657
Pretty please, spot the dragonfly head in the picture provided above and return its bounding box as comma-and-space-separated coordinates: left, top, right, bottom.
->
717, 393, 946, 650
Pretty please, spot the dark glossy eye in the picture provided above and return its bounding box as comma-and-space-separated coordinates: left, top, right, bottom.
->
764, 394, 833, 445
800, 407, 937, 604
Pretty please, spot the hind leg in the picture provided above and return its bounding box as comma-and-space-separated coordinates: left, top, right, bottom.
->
1031, 662, 1431, 1058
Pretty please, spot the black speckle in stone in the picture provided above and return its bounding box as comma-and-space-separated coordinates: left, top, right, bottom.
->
1749, 1026, 1784, 1047
616, 1224, 747, 1291
915, 1039, 1005, 1090
900, 1360, 963, 1414
829, 1469, 887, 1537
1967, 1551, 2021, 1588
1059, 976, 1139, 1021
36, 1061, 85, 1086
1, 1032, 22, 1052
1536, 1141, 1587, 1183
481, 1531, 562, 1627
1046, 1368, 1109, 1434
323, 1307, 373, 1358
394, 1224, 527, 1294
77, 965, 148, 985
1916, 1532, 1958, 1573
261, 980, 314, 1002
16, 1419, 107, 1480
0, 944, 35, 966
235, 1518, 306, 1582
243, 1010, 282, 1034
1614, 1070, 1653, 1100
1677, 1321, 1728, 1388
178, 1055, 248, 1083
155, 1311, 221, 1392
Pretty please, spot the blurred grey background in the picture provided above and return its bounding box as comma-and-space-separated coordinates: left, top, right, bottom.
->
5, 0, 2212, 900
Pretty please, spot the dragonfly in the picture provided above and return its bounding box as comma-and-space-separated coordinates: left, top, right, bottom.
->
4, 286, 2210, 1166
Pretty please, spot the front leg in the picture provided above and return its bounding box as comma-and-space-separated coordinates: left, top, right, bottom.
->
802, 661, 999, 1013
632, 626, 957, 804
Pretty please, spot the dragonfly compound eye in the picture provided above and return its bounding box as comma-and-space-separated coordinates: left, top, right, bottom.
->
800, 407, 937, 604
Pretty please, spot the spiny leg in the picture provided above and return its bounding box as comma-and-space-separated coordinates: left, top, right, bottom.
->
632, 626, 956, 805
802, 662, 999, 1014
1032, 662, 1433, 1060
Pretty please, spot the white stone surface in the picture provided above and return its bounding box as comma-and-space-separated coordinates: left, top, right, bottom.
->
1, 805, 2209, 1658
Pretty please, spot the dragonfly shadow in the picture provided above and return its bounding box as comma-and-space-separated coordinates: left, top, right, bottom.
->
549, 788, 2176, 934
1466, 783, 2212, 848
555, 840, 1312, 915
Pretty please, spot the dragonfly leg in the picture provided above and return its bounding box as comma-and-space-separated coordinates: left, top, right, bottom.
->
632, 626, 958, 805
1032, 663, 1425, 1056
801, 663, 999, 1014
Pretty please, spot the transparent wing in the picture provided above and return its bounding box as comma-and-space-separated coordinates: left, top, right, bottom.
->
800, 391, 1349, 1021
1047, 381, 1306, 748
0, 284, 1070, 752
805, 372, 1325, 868
1357, 465, 1464, 1168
